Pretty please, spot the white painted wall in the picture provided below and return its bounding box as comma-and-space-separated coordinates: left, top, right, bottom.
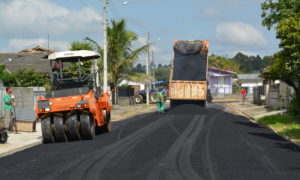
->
119, 80, 145, 90
241, 81, 263, 94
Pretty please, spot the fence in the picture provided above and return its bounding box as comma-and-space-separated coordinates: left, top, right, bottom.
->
0, 87, 46, 121
253, 86, 264, 105
117, 86, 135, 105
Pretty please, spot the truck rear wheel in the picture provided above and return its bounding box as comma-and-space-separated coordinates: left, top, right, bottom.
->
41, 117, 55, 144
134, 94, 143, 104
170, 100, 177, 109
67, 114, 81, 141
150, 92, 157, 104
53, 116, 68, 142
80, 114, 95, 140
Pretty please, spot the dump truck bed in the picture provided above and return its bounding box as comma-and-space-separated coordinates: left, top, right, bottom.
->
169, 40, 209, 106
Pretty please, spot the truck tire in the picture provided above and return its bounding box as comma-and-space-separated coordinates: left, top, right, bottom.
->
41, 117, 55, 144
103, 110, 111, 133
170, 100, 177, 109
134, 94, 143, 104
67, 114, 81, 141
0, 132, 8, 144
96, 110, 111, 134
199, 100, 207, 107
53, 116, 68, 142
150, 92, 157, 104
80, 114, 95, 140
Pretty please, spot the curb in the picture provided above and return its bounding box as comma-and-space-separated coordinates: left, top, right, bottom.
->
0, 140, 42, 158
224, 103, 300, 146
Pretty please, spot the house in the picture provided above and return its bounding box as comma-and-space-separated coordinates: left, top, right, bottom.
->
119, 79, 145, 91
237, 74, 263, 95
0, 46, 55, 74
208, 67, 236, 95
18, 45, 56, 54
253, 79, 293, 109
118, 73, 155, 91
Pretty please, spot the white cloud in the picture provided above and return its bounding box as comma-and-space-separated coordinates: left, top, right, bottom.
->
0, 0, 102, 37
215, 22, 267, 47
7, 38, 69, 52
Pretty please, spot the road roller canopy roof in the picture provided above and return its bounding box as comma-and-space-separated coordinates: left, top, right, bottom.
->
48, 50, 100, 62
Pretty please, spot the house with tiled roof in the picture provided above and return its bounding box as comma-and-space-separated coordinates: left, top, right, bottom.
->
0, 46, 55, 74
208, 67, 236, 95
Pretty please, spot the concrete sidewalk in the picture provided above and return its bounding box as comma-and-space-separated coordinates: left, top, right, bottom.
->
0, 123, 42, 158
226, 101, 286, 119
0, 103, 157, 158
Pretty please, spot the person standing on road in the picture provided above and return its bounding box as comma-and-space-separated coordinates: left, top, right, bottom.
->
157, 88, 165, 114
3, 87, 14, 131
240, 88, 247, 105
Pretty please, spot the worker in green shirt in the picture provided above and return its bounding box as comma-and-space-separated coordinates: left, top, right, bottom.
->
3, 87, 14, 131
157, 88, 165, 114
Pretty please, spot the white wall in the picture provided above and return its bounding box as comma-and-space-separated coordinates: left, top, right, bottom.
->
119, 80, 145, 90
241, 81, 263, 94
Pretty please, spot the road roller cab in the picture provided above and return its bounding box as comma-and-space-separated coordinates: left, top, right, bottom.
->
36, 50, 112, 143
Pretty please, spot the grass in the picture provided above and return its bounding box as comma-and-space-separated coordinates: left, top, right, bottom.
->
257, 114, 300, 139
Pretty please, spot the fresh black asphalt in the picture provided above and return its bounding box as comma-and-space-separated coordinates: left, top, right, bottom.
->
1, 103, 300, 180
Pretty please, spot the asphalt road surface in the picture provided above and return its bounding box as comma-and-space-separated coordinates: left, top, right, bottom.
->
1, 103, 300, 180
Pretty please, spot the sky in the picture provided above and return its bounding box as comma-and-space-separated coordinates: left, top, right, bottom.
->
0, 0, 280, 65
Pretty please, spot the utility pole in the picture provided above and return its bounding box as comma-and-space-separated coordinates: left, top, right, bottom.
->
152, 50, 156, 89
146, 32, 150, 105
103, 0, 108, 92
152, 50, 155, 78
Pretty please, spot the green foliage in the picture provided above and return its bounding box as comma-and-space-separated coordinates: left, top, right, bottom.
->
85, 19, 148, 84
209, 55, 241, 73
257, 114, 300, 139
261, 0, 300, 30
208, 53, 274, 74
231, 53, 272, 73
288, 96, 300, 115
68, 41, 96, 75
261, 0, 300, 113
70, 41, 94, 51
132, 63, 146, 73
0, 64, 49, 87
154, 64, 171, 84
257, 114, 299, 125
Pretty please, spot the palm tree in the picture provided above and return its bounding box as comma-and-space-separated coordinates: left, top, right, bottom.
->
86, 19, 149, 85
68, 41, 97, 75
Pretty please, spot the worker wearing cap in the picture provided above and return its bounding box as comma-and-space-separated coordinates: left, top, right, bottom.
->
157, 88, 165, 114
3, 87, 14, 131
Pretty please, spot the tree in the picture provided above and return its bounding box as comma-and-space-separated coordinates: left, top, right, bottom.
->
209, 55, 242, 73
154, 64, 171, 86
68, 41, 96, 75
86, 19, 149, 85
132, 63, 146, 73
0, 65, 49, 88
261, 0, 300, 114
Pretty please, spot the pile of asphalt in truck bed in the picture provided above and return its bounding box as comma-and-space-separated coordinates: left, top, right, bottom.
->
172, 41, 207, 81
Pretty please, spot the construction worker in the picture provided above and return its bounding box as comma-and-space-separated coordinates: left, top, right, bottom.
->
3, 87, 14, 131
157, 88, 165, 114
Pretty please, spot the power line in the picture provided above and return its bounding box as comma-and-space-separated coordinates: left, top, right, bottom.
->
108, 0, 121, 19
